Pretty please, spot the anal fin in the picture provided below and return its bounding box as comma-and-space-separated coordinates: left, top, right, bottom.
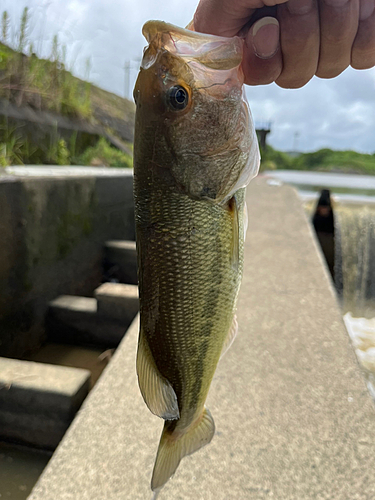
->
136, 331, 179, 420
151, 407, 215, 492
220, 314, 238, 359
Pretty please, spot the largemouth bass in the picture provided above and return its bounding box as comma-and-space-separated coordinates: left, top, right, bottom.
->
133, 20, 260, 492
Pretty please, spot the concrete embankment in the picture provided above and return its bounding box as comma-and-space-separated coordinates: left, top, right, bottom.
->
0, 167, 134, 358
29, 177, 375, 499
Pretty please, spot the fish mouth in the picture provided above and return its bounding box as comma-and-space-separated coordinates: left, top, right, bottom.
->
142, 20, 243, 72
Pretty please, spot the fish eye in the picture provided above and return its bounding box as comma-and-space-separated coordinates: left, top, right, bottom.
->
167, 85, 189, 111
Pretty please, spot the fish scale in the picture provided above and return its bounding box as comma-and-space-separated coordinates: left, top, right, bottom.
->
133, 20, 259, 493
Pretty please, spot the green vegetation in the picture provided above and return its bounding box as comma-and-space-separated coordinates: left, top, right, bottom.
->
76, 137, 133, 168
261, 146, 375, 175
0, 118, 133, 167
0, 8, 93, 119
0, 8, 135, 168
260, 146, 294, 171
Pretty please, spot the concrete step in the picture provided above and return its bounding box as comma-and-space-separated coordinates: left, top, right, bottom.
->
104, 240, 138, 285
0, 357, 90, 449
95, 283, 139, 323
46, 296, 128, 347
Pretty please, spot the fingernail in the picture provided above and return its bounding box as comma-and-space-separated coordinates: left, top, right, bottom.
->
250, 17, 279, 59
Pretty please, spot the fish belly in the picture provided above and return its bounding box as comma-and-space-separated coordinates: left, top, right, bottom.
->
136, 184, 243, 416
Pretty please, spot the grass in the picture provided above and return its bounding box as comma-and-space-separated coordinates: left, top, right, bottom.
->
0, 118, 133, 168
0, 8, 93, 119
75, 137, 133, 168
0, 8, 135, 168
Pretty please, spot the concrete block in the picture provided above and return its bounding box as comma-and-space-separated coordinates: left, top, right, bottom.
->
47, 295, 127, 347
0, 357, 90, 449
29, 178, 375, 499
104, 240, 138, 285
95, 283, 139, 323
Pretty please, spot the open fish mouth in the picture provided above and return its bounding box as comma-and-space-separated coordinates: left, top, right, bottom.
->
142, 20, 243, 70
141, 21, 245, 94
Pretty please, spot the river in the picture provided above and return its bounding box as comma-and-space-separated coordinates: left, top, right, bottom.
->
265, 170, 375, 204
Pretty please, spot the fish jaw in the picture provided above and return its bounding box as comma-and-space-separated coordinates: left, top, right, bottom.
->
133, 21, 260, 204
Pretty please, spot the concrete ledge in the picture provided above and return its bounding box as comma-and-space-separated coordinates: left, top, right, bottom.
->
104, 240, 138, 285
95, 283, 139, 323
0, 357, 90, 449
29, 178, 375, 499
47, 296, 127, 347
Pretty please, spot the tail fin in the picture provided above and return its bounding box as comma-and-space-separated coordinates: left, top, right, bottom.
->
151, 407, 215, 492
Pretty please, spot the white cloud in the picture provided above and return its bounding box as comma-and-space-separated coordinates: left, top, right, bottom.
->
247, 67, 375, 153
1, 0, 374, 153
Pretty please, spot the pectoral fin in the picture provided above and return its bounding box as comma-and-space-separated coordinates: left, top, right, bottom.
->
136, 331, 179, 420
243, 201, 248, 241
229, 195, 239, 270
220, 314, 238, 359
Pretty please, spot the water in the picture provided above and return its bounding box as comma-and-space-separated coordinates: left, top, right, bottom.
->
266, 170, 375, 386
344, 313, 375, 400
335, 204, 375, 318
264, 170, 375, 204
0, 443, 51, 500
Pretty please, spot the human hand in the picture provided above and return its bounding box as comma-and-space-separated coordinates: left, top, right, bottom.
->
192, 0, 375, 88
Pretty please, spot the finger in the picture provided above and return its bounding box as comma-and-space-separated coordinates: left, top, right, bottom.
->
193, 0, 288, 36
194, 0, 258, 36
275, 0, 320, 88
242, 17, 283, 84
351, 0, 375, 69
316, 0, 360, 79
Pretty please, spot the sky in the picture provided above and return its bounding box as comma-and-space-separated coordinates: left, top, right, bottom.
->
2, 0, 375, 153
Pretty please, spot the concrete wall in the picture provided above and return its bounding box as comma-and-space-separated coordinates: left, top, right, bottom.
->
0, 169, 134, 357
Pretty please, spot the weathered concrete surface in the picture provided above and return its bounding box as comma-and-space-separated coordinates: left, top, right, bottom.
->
47, 296, 127, 347
95, 282, 139, 322
0, 169, 134, 357
104, 240, 138, 284
29, 178, 375, 499
0, 357, 90, 449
